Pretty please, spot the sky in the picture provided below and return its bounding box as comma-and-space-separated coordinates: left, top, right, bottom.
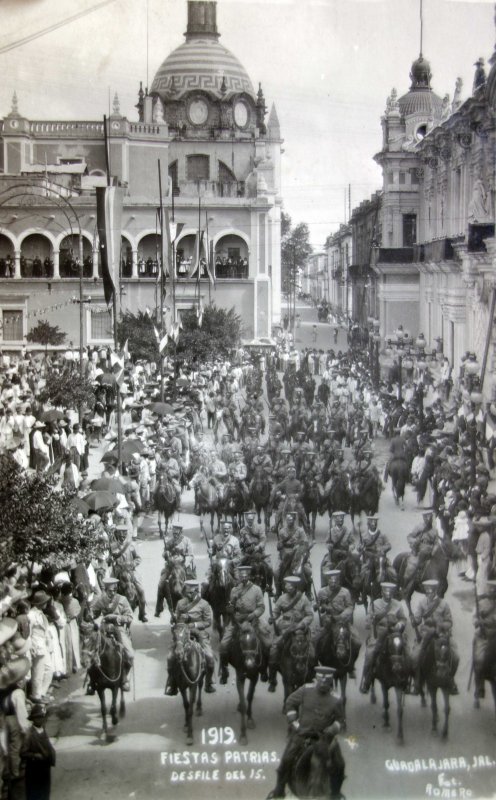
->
1, 0, 494, 249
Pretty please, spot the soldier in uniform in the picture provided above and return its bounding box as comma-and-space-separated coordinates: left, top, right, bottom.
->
359, 581, 411, 694
155, 524, 195, 618
239, 510, 266, 555
359, 514, 393, 587
472, 578, 496, 699
89, 576, 134, 692
111, 524, 148, 622
268, 575, 314, 691
211, 520, 242, 563
219, 565, 272, 683
165, 579, 216, 695
272, 447, 294, 483
411, 579, 459, 695
266, 666, 345, 800
315, 569, 360, 675
403, 509, 439, 594
321, 512, 356, 573
228, 448, 250, 504
277, 511, 311, 591
158, 446, 181, 506
250, 444, 273, 480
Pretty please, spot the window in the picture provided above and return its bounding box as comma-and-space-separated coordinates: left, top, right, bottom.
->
186, 155, 209, 182
403, 214, 417, 246
410, 169, 419, 185
2, 310, 23, 341
399, 172, 406, 185
387, 172, 394, 184
168, 160, 179, 194
90, 309, 112, 340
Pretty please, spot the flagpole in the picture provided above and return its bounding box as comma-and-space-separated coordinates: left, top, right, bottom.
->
205, 211, 211, 306
158, 160, 165, 402
197, 185, 201, 310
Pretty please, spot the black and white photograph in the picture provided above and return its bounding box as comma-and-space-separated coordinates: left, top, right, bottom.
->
0, 0, 495, 798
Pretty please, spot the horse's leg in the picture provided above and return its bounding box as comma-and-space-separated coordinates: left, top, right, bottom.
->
490, 679, 496, 721
119, 687, 126, 719
236, 674, 248, 745
340, 675, 347, 730
257, 504, 262, 525
195, 676, 203, 718
396, 687, 404, 744
246, 675, 258, 729
370, 679, 376, 705
98, 688, 108, 739
110, 685, 119, 727
441, 687, 450, 740
382, 683, 390, 729
430, 685, 438, 735
180, 688, 193, 745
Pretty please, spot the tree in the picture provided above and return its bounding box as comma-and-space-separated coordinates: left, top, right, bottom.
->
0, 454, 105, 576
117, 310, 159, 363
281, 214, 313, 294
37, 365, 95, 411
173, 304, 242, 365
26, 320, 67, 353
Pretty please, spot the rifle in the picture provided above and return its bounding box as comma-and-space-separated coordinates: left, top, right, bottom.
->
406, 598, 421, 644
370, 596, 377, 639
200, 519, 213, 560
163, 576, 176, 624
311, 579, 322, 626
267, 593, 280, 635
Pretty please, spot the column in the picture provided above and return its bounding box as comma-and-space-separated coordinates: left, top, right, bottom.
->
52, 250, 60, 279
14, 250, 21, 279
92, 249, 99, 280
132, 250, 138, 278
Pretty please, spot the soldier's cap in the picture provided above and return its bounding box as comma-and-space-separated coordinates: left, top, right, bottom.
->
315, 666, 336, 676
172, 524, 183, 531
422, 508, 434, 515
115, 524, 128, 532
323, 570, 341, 578
296, 431, 306, 437
283, 576, 301, 584
285, 511, 296, 518
367, 514, 379, 521
287, 464, 296, 470
184, 579, 199, 588
245, 511, 256, 518
281, 447, 291, 454
362, 450, 373, 456
380, 582, 397, 590
331, 511, 345, 517
237, 565, 252, 574
222, 520, 232, 527
103, 577, 119, 586
422, 579, 439, 588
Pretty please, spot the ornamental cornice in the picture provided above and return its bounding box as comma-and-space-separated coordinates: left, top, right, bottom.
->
440, 302, 466, 323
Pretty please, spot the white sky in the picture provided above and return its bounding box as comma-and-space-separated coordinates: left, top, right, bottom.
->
1, 0, 494, 248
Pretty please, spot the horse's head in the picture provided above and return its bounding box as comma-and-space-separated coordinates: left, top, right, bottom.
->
212, 557, 233, 587
168, 559, 186, 593
334, 623, 351, 661
238, 624, 261, 672
288, 629, 310, 673
433, 636, 452, 680
386, 632, 408, 679
290, 545, 309, 576
172, 622, 191, 657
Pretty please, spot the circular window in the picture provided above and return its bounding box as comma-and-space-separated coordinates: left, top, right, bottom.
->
415, 124, 427, 141
234, 100, 249, 129
188, 98, 209, 126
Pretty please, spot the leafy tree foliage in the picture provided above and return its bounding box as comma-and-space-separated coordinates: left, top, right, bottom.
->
281, 214, 313, 293
0, 455, 105, 575
38, 365, 95, 411
173, 304, 242, 365
26, 321, 67, 352
117, 310, 159, 363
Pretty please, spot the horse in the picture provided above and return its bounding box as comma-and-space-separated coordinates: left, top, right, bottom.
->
241, 552, 273, 595
114, 568, 139, 616
279, 630, 315, 709
472, 631, 496, 721
86, 623, 126, 741
194, 475, 222, 533
360, 554, 396, 609
156, 561, 187, 617
288, 730, 346, 800
393, 539, 462, 602
249, 467, 272, 531
417, 634, 457, 739
276, 544, 313, 599
154, 472, 178, 538
349, 470, 382, 528
301, 477, 321, 540
316, 622, 361, 724
323, 473, 351, 518
204, 556, 235, 640
226, 622, 264, 745
384, 456, 410, 510
370, 631, 412, 744
169, 622, 205, 745
221, 480, 248, 532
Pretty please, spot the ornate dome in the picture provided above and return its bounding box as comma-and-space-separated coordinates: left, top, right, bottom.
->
398, 55, 443, 118
150, 2, 255, 102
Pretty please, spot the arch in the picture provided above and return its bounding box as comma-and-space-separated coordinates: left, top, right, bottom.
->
121, 234, 134, 278
213, 231, 250, 279
54, 229, 94, 250
0, 234, 15, 277
0, 228, 18, 250
20, 233, 54, 278
19, 228, 57, 248
213, 228, 250, 249
175, 231, 206, 280
137, 233, 160, 278
89, 169, 106, 176
58, 233, 94, 278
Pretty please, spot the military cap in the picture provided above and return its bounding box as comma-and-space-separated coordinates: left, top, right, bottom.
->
422, 579, 439, 588
102, 577, 119, 586
331, 511, 345, 517
315, 666, 336, 676
172, 523, 183, 531
245, 511, 256, 518
367, 514, 379, 521
323, 570, 341, 578
422, 508, 434, 514
237, 565, 252, 573
283, 576, 301, 584
380, 582, 397, 590
184, 579, 200, 588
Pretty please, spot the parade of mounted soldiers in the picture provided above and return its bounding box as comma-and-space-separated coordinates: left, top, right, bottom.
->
0, 302, 495, 800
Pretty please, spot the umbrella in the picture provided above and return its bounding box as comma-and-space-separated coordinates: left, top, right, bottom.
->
101, 450, 119, 464
40, 409, 66, 423
96, 372, 117, 386
108, 439, 146, 459
70, 497, 90, 517
82, 491, 119, 512
90, 477, 127, 494
176, 377, 189, 388
147, 401, 174, 416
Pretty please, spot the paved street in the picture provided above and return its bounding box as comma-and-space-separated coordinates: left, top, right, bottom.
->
48, 304, 496, 800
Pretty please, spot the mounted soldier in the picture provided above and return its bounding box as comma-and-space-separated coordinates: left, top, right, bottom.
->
155, 523, 195, 618
227, 448, 250, 505
158, 446, 181, 507
411, 578, 459, 696
165, 578, 216, 695
403, 509, 438, 596
322, 512, 355, 572
359, 514, 394, 589
472, 578, 496, 702
219, 565, 272, 684
239, 510, 266, 556
87, 577, 134, 694
250, 443, 273, 481
268, 575, 314, 692
315, 569, 360, 678
359, 581, 411, 694
211, 519, 242, 564
110, 524, 148, 623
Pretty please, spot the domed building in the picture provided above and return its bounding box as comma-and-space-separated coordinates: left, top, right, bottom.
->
0, 0, 283, 351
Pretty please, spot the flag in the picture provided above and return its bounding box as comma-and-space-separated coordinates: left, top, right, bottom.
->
207, 238, 215, 286
189, 230, 204, 278
122, 339, 129, 360
159, 333, 168, 353
145, 306, 152, 318
110, 351, 124, 370
153, 326, 160, 342
196, 304, 203, 328
96, 185, 124, 306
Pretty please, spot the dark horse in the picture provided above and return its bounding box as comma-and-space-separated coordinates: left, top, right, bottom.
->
276, 544, 313, 599
417, 634, 458, 739
154, 472, 178, 538
204, 556, 235, 639
370, 631, 412, 743
249, 467, 272, 532
241, 552, 273, 595
194, 475, 222, 533
323, 473, 351, 517
156, 561, 187, 616
279, 630, 315, 709
301, 477, 321, 540
384, 456, 410, 510
169, 622, 205, 745
393, 539, 462, 602
221, 480, 248, 532
225, 622, 264, 744
86, 623, 126, 740
349, 470, 382, 528
316, 622, 360, 724
288, 730, 346, 800
472, 631, 496, 722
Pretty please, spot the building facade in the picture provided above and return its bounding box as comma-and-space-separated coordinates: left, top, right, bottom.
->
327, 223, 352, 318
349, 192, 382, 326
0, 0, 283, 351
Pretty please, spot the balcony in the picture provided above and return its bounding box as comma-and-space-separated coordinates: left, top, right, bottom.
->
177, 180, 245, 199
413, 239, 457, 262
468, 223, 495, 253
376, 247, 414, 264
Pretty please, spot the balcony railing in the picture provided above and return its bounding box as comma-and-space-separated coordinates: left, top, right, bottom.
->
376, 247, 414, 264
413, 239, 455, 262
468, 224, 495, 253
177, 180, 245, 199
